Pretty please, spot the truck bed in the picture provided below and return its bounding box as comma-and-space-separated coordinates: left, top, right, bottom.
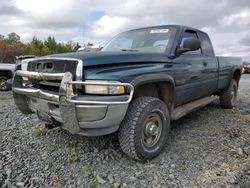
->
217, 56, 242, 91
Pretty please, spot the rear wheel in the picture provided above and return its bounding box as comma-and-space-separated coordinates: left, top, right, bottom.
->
118, 97, 170, 161
0, 76, 8, 91
219, 79, 238, 109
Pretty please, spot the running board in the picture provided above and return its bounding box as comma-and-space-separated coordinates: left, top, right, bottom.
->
171, 96, 217, 120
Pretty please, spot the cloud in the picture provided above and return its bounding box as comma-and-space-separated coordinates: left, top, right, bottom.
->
0, 1, 23, 16
91, 15, 130, 39
239, 34, 250, 47
0, 0, 249, 57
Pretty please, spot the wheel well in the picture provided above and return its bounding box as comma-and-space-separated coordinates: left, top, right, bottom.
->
133, 82, 174, 108
233, 69, 241, 86
0, 70, 13, 79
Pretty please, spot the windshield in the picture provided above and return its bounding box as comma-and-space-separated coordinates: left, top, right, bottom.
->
102, 27, 174, 53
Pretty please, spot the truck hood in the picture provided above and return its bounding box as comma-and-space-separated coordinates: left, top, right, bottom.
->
48, 51, 171, 67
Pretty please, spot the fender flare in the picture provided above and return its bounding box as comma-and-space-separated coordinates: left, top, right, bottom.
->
130, 73, 176, 109
228, 66, 242, 86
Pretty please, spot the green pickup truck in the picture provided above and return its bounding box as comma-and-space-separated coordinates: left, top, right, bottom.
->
12, 25, 242, 160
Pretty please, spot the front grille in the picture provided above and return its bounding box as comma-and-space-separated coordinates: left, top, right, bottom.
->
26, 59, 79, 92
27, 59, 78, 76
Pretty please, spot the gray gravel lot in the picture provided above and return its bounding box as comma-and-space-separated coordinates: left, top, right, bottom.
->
0, 75, 250, 188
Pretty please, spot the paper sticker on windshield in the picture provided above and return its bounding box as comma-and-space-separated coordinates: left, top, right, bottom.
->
150, 29, 169, 34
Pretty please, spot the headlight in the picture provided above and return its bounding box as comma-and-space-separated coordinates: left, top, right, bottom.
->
84, 80, 125, 95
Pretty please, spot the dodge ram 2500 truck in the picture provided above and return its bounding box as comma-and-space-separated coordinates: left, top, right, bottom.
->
12, 25, 242, 160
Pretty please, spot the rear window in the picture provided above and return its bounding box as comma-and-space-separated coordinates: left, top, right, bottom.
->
197, 32, 214, 56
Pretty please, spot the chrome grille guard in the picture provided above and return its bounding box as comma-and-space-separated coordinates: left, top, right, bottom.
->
12, 70, 134, 105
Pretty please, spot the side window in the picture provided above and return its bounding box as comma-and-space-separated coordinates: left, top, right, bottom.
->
180, 30, 201, 55
197, 32, 214, 56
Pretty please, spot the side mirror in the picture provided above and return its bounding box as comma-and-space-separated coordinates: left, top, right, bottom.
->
176, 38, 201, 55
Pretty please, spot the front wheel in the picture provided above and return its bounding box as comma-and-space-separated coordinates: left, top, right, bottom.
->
118, 97, 170, 161
0, 76, 8, 91
219, 79, 238, 109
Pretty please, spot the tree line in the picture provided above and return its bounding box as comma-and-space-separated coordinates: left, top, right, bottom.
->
0, 32, 81, 63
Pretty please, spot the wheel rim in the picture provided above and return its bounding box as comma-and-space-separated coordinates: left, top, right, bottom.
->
142, 112, 163, 148
230, 84, 237, 105
0, 78, 7, 90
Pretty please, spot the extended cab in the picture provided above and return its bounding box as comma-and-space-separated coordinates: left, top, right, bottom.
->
12, 25, 242, 160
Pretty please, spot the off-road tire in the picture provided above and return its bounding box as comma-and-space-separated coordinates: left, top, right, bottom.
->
0, 76, 9, 91
219, 79, 238, 109
118, 97, 170, 161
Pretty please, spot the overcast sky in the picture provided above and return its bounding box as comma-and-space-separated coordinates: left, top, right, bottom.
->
0, 0, 250, 59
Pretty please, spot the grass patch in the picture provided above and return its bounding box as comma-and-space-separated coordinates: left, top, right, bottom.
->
68, 155, 80, 163
33, 127, 47, 137
71, 144, 80, 153
126, 155, 134, 161
84, 164, 92, 172
241, 185, 248, 188
181, 165, 188, 171
0, 96, 11, 100
68, 143, 81, 163
89, 181, 98, 188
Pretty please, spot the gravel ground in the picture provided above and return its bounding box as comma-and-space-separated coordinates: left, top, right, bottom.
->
1, 75, 250, 188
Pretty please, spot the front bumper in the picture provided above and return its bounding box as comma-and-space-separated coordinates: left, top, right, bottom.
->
12, 71, 134, 136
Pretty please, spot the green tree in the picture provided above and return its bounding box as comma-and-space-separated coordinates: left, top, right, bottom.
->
45, 36, 57, 53
6, 32, 21, 46
56, 43, 67, 53
4, 33, 25, 62
25, 37, 44, 56
41, 45, 50, 56
73, 42, 81, 51
0, 33, 82, 62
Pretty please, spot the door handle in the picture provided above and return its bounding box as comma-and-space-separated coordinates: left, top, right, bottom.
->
203, 62, 207, 67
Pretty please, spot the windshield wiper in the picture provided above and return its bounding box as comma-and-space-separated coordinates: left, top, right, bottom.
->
121, 49, 138, 52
